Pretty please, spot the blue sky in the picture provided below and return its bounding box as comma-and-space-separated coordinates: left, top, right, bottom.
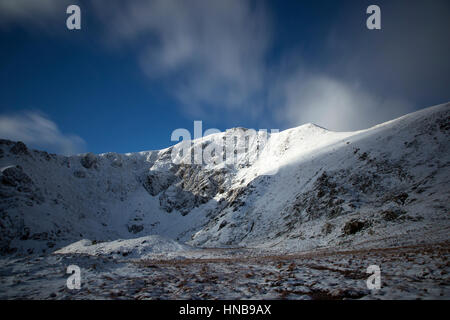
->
0, 0, 449, 155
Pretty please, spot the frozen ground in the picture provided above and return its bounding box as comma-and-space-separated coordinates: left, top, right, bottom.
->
0, 241, 448, 300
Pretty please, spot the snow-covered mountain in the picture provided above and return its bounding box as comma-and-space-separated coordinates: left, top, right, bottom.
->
1, 102, 449, 256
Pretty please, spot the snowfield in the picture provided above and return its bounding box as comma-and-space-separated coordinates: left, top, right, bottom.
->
54, 235, 195, 260
0, 102, 449, 299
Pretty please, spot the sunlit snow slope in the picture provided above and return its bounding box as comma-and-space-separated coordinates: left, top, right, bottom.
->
0, 103, 449, 255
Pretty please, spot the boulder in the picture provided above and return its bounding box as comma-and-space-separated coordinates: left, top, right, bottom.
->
80, 153, 97, 169
343, 219, 368, 235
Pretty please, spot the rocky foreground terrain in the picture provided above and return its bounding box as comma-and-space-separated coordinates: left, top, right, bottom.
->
1, 242, 448, 299
0, 102, 449, 299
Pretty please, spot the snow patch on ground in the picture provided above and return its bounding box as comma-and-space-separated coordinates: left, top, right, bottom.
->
54, 235, 195, 259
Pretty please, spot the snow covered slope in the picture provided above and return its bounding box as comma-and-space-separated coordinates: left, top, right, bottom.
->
0, 102, 449, 255
54, 235, 194, 260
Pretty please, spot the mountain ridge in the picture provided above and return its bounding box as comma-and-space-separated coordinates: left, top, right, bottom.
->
0, 102, 449, 256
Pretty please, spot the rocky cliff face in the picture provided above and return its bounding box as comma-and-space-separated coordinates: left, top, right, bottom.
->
0, 103, 449, 255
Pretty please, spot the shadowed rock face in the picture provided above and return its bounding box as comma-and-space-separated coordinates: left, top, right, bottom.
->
80, 153, 98, 169
342, 220, 368, 235
2, 165, 32, 187
0, 164, 44, 205
142, 170, 178, 197
9, 141, 29, 156
0, 163, 46, 254
0, 103, 449, 254
141, 164, 230, 215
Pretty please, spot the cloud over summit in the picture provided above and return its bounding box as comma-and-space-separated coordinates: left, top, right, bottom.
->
0, 112, 86, 155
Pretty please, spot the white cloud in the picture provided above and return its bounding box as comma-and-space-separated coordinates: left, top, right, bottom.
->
324, 0, 450, 105
0, 0, 74, 28
93, 0, 271, 114
93, 0, 416, 130
0, 112, 86, 155
0, 0, 440, 133
272, 68, 413, 131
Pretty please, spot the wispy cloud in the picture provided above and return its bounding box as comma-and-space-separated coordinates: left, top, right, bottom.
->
324, 0, 450, 105
0, 0, 448, 133
92, 0, 441, 130
0, 0, 76, 28
268, 0, 449, 131
272, 68, 412, 131
0, 112, 86, 155
93, 0, 271, 116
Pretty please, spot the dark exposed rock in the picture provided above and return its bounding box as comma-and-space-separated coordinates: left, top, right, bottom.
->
392, 192, 409, 205
381, 208, 406, 221
0, 139, 14, 146
20, 227, 30, 240
30, 232, 49, 240
1, 166, 32, 187
159, 186, 209, 215
142, 171, 178, 196
127, 224, 144, 234
218, 220, 228, 230
80, 153, 97, 169
406, 215, 424, 222
46, 241, 55, 248
225, 187, 247, 211
343, 219, 368, 235
111, 159, 122, 168
157, 165, 229, 215
73, 170, 86, 178
10, 141, 29, 155
103, 152, 123, 168
358, 152, 368, 161
437, 116, 450, 132
322, 222, 334, 235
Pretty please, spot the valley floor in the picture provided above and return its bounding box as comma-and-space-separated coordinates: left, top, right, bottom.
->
1, 241, 448, 300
